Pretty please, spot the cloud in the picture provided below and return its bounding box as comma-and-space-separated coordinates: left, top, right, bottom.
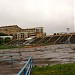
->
0, 0, 74, 35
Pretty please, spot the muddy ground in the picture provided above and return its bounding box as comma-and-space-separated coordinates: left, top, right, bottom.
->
0, 44, 75, 75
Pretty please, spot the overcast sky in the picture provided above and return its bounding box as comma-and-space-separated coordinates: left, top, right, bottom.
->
0, 0, 74, 35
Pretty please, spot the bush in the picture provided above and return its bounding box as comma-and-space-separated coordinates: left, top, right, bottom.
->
4, 37, 11, 43
0, 38, 4, 45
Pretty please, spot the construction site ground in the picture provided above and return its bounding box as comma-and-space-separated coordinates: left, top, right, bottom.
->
0, 44, 75, 75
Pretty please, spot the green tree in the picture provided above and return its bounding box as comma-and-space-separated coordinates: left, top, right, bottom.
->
57, 33, 59, 35
0, 38, 4, 45
54, 33, 56, 35
4, 37, 11, 43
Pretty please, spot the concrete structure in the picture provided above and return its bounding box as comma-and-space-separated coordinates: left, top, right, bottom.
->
0, 25, 45, 40
14, 32, 28, 40
0, 25, 21, 36
21, 27, 44, 37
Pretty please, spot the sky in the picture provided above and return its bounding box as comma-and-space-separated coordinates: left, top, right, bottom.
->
0, 0, 74, 35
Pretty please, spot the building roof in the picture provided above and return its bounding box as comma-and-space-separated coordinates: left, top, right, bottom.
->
0, 25, 21, 29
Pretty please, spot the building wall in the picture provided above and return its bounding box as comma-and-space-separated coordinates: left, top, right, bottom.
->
14, 32, 28, 40
0, 25, 45, 40
0, 25, 21, 36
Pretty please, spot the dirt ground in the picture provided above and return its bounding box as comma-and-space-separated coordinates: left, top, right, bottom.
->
0, 44, 75, 75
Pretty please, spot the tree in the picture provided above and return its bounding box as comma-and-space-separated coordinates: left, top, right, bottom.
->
0, 38, 4, 45
54, 33, 56, 35
4, 37, 11, 43
57, 33, 59, 35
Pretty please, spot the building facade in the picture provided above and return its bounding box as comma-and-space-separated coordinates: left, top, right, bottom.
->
0, 25, 45, 40
13, 32, 28, 40
0, 25, 21, 36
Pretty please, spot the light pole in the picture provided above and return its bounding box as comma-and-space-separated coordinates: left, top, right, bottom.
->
66, 28, 71, 48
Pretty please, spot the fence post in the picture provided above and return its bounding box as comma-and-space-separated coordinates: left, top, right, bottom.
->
24, 69, 26, 75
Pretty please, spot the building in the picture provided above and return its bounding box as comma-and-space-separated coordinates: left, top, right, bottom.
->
0, 25, 46, 40
0, 25, 21, 36
13, 32, 28, 40
22, 27, 44, 38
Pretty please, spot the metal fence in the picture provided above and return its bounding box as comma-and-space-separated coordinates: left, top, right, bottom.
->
17, 57, 33, 75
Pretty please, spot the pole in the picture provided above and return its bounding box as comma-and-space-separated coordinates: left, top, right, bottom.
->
66, 28, 71, 48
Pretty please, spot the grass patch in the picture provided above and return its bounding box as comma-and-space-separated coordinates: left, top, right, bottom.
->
32, 62, 75, 75
0, 45, 24, 50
